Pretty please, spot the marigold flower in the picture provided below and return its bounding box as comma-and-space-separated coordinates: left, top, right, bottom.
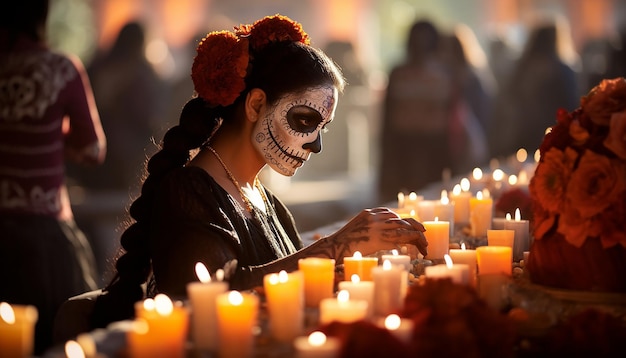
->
581, 77, 626, 126
529, 147, 577, 214
604, 110, 626, 160
247, 14, 310, 51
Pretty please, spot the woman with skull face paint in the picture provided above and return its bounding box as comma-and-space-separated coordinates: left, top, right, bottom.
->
89, 15, 428, 329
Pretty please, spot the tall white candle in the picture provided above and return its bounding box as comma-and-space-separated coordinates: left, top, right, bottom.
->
422, 218, 450, 260
372, 260, 405, 317
186, 264, 228, 352
381, 249, 412, 271
434, 190, 455, 237
504, 208, 530, 262
263, 270, 304, 342
469, 189, 493, 237
338, 274, 375, 318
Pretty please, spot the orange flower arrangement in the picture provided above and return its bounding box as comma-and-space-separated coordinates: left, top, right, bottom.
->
191, 14, 309, 107
529, 77, 626, 249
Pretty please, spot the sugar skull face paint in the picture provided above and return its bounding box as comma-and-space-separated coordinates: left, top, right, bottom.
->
252, 85, 338, 176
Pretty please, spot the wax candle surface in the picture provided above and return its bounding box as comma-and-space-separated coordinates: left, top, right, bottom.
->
216, 291, 259, 358
504, 209, 530, 261
319, 290, 368, 325
343, 251, 378, 281
381, 250, 412, 271
372, 260, 405, 316
487, 229, 514, 249
299, 258, 335, 307
476, 246, 512, 276
469, 190, 493, 237
186, 264, 228, 351
338, 274, 375, 318
448, 245, 477, 286
294, 331, 341, 358
0, 302, 38, 358
263, 270, 304, 342
422, 219, 450, 260
451, 183, 471, 224
379, 314, 414, 344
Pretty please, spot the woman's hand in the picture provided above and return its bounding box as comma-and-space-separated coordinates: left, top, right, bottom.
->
326, 207, 428, 262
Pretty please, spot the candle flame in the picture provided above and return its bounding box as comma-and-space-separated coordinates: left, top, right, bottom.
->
268, 273, 279, 285
195, 262, 211, 283
508, 174, 518, 186
461, 242, 466, 250
64, 340, 86, 358
440, 190, 449, 205
434, 216, 439, 222
506, 212, 512, 220
216, 269, 225, 282
409, 209, 416, 217
353, 251, 362, 259
482, 189, 491, 199
516, 148, 528, 162
492, 169, 504, 182
460, 178, 470, 192
444, 254, 453, 268
391, 249, 398, 256
142, 298, 155, 311
154, 294, 173, 316
472, 167, 483, 180
476, 191, 483, 200
397, 192, 405, 207
278, 270, 289, 283
351, 274, 361, 284
228, 291, 244, 305
384, 314, 401, 330
452, 184, 461, 195
0, 302, 15, 324
337, 290, 350, 302
308, 331, 327, 346
382, 259, 392, 270
515, 208, 521, 221
409, 192, 417, 201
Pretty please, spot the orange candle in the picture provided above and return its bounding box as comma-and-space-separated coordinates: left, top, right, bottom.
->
469, 190, 493, 237
0, 302, 38, 358
216, 291, 259, 358
263, 270, 304, 342
422, 218, 450, 260
487, 229, 514, 249
476, 246, 512, 276
448, 243, 477, 287
343, 251, 379, 281
298, 257, 335, 307
128, 294, 189, 358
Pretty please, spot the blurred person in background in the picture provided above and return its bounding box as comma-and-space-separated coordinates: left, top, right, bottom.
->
489, 16, 581, 159
0, 0, 106, 354
377, 19, 455, 203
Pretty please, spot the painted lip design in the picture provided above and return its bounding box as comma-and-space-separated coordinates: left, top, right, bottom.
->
267, 123, 308, 165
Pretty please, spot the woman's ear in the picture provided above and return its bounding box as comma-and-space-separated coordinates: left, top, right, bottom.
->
245, 89, 266, 122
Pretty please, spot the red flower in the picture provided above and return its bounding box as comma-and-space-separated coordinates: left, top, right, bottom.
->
246, 14, 310, 51
604, 110, 626, 160
580, 77, 626, 126
191, 31, 249, 107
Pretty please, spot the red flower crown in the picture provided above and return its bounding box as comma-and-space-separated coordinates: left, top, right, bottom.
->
191, 14, 309, 107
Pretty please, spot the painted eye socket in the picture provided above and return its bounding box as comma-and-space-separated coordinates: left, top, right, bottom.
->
287, 105, 324, 133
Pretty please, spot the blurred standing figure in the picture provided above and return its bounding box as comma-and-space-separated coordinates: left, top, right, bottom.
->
70, 21, 167, 196
441, 24, 495, 174
0, 0, 106, 354
489, 17, 580, 158
378, 19, 454, 203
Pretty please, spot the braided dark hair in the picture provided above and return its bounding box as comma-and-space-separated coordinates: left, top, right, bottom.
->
91, 15, 344, 328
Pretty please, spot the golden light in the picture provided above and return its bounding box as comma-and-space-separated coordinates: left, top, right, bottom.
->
384, 314, 401, 330
308, 331, 327, 347
0, 302, 15, 324
227, 291, 244, 306
154, 294, 173, 316
351, 274, 361, 284
337, 290, 350, 303
64, 340, 85, 358
472, 168, 483, 180
516, 148, 528, 163
195, 262, 211, 283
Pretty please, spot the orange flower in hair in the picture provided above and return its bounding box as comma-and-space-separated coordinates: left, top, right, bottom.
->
245, 14, 310, 51
191, 30, 249, 107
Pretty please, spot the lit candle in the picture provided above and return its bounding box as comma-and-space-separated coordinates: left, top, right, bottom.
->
372, 260, 405, 316
128, 294, 189, 358
293, 331, 341, 358
476, 246, 512, 276
424, 254, 469, 285
450, 180, 471, 224
378, 314, 414, 344
381, 249, 412, 271
469, 189, 493, 237
0, 302, 38, 358
434, 190, 455, 237
338, 274, 375, 318
186, 263, 228, 352
416, 200, 436, 221
403, 192, 423, 211
504, 208, 530, 262
448, 243, 477, 287
319, 290, 368, 325
491, 212, 510, 230
215, 291, 259, 358
422, 218, 450, 261
298, 258, 335, 308
343, 251, 378, 281
487, 229, 514, 249
263, 270, 304, 342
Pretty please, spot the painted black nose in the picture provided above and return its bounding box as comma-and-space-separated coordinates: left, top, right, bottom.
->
302, 133, 322, 153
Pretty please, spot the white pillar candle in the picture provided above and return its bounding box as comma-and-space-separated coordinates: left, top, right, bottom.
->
416, 200, 436, 221
423, 255, 469, 285
294, 331, 340, 358
372, 260, 405, 317
381, 249, 412, 271
186, 264, 228, 352
450, 179, 471, 224
338, 274, 375, 318
378, 314, 414, 344
434, 190, 455, 237
469, 189, 493, 237
448, 243, 477, 287
319, 290, 368, 325
215, 291, 259, 358
422, 218, 450, 261
504, 208, 530, 262
263, 270, 304, 342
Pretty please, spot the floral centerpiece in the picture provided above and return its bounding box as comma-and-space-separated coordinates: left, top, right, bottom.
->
526, 77, 626, 292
